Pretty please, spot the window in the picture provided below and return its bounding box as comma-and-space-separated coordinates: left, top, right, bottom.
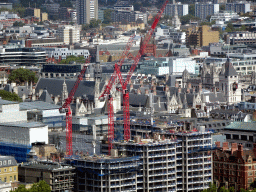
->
14, 167, 16, 171
10, 176, 12, 182
4, 177, 6, 182
0, 161, 2, 166
4, 169, 6, 172
249, 171, 253, 176
8, 160, 11, 165
14, 175, 16, 181
3, 161, 6, 165
249, 166, 252, 169
9, 168, 12, 172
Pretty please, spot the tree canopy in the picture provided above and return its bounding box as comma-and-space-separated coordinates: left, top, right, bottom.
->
82, 19, 101, 30
13, 21, 25, 27
180, 14, 200, 25
11, 180, 51, 192
103, 9, 113, 24
8, 68, 38, 84
0, 90, 22, 102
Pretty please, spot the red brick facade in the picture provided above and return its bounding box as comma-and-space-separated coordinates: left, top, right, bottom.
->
213, 142, 256, 190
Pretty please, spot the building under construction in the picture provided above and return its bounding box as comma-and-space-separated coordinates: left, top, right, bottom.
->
66, 128, 213, 192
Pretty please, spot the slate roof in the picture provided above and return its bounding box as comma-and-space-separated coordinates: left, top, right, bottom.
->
38, 88, 53, 103
0, 99, 16, 105
202, 92, 226, 103
35, 78, 103, 100
223, 58, 238, 76
0, 156, 17, 167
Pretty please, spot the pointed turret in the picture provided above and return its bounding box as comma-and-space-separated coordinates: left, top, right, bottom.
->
62, 78, 68, 105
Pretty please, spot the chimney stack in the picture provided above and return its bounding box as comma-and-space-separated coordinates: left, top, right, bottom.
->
222, 142, 229, 151
231, 143, 238, 155
215, 141, 221, 148
188, 82, 192, 89
237, 144, 244, 158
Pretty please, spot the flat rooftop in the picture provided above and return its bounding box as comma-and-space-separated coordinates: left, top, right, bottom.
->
0, 121, 46, 128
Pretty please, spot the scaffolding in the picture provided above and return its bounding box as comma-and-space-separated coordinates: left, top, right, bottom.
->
0, 142, 31, 163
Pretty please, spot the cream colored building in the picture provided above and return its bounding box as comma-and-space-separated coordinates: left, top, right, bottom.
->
34, 8, 40, 20
0, 156, 18, 183
41, 12, 48, 21
59, 25, 80, 45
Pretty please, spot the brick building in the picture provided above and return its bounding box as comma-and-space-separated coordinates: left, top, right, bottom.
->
213, 142, 256, 190
186, 25, 219, 47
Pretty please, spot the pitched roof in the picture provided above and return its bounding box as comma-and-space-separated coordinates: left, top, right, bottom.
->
224, 122, 256, 132
38, 88, 53, 103
35, 78, 102, 100
224, 58, 238, 76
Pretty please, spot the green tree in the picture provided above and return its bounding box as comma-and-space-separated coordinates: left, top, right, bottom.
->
8, 68, 38, 84
180, 14, 200, 25
13, 4, 26, 18
0, 90, 22, 102
11, 184, 29, 192
220, 4, 225, 11
11, 181, 51, 192
189, 4, 195, 16
225, 22, 235, 32
13, 21, 25, 27
103, 9, 113, 24
202, 183, 217, 192
29, 180, 51, 192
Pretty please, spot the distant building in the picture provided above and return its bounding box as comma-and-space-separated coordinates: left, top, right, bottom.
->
40, 47, 89, 61
111, 10, 147, 24
0, 3, 12, 10
58, 25, 80, 45
210, 11, 239, 23
0, 156, 18, 183
25, 8, 41, 21
19, 162, 75, 192
224, 31, 256, 45
164, 2, 189, 17
98, 9, 104, 22
41, 3, 60, 20
195, 2, 219, 20
0, 47, 47, 66
186, 25, 219, 47
226, 2, 251, 14
114, 1, 134, 11
77, 0, 98, 24
41, 12, 48, 21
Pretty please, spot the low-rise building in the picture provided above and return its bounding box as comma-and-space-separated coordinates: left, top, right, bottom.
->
18, 162, 75, 192
0, 156, 18, 183
224, 31, 256, 45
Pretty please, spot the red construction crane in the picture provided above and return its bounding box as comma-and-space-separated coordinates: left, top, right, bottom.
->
99, 35, 135, 155
60, 57, 90, 156
116, 0, 169, 141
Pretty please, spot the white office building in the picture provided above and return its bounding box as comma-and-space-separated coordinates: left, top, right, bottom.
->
39, 47, 90, 60
58, 25, 80, 45
195, 3, 219, 20
170, 57, 196, 74
225, 2, 251, 14
210, 11, 239, 23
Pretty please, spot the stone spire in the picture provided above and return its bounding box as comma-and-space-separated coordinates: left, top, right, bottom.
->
62, 78, 68, 105
172, 0, 181, 30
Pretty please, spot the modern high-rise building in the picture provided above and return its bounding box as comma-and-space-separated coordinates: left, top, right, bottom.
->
225, 2, 251, 14
195, 2, 219, 20
76, 0, 98, 25
58, 25, 80, 45
165, 2, 189, 17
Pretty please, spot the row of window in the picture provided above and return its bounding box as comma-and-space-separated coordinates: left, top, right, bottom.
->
0, 160, 11, 166
0, 167, 17, 173
0, 175, 17, 182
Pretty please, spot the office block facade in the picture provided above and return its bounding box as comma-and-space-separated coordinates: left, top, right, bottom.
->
195, 3, 219, 20
226, 2, 251, 14
77, 0, 98, 24
165, 3, 189, 17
